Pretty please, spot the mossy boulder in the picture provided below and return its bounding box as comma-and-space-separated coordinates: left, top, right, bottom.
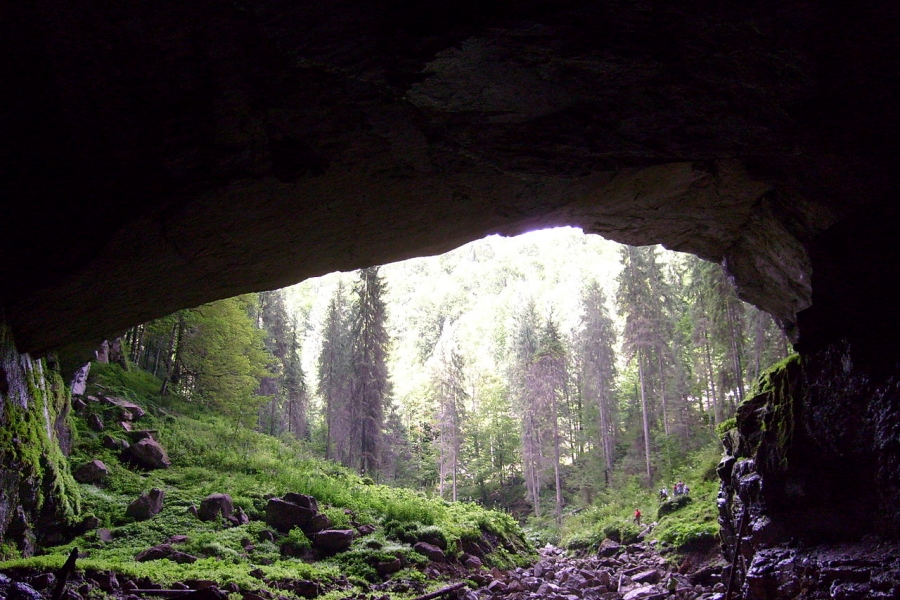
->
657, 495, 692, 519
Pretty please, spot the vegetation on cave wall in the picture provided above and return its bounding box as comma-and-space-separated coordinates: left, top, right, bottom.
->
0, 324, 80, 557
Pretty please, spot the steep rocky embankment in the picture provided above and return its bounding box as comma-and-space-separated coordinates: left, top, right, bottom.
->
717, 346, 900, 598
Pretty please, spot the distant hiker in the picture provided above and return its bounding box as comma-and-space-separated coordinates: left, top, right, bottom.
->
634, 508, 642, 526
683, 484, 690, 496
659, 488, 668, 502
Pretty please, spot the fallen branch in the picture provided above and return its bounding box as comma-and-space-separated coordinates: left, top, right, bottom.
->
130, 591, 203, 596
52, 547, 79, 600
411, 581, 468, 600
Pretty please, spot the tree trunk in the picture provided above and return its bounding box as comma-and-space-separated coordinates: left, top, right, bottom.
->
656, 351, 669, 436
159, 318, 183, 396
727, 303, 745, 404
638, 349, 652, 487
703, 329, 721, 425
551, 393, 563, 525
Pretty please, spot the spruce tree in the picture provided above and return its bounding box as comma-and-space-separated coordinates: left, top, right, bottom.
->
318, 281, 352, 463
577, 281, 618, 478
349, 267, 391, 477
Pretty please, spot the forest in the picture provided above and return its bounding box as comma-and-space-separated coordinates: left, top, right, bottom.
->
121, 228, 789, 527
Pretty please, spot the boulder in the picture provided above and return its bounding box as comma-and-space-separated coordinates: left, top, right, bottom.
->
30, 573, 55, 591
264, 497, 316, 533
91, 572, 119, 593
376, 558, 403, 576
463, 554, 483, 569
70, 363, 90, 396
282, 493, 318, 512
198, 493, 234, 522
312, 529, 355, 553
304, 512, 330, 534
102, 396, 147, 420
632, 570, 661, 585
126, 488, 165, 520
135, 543, 198, 564
291, 580, 319, 599
123, 437, 171, 470
598, 539, 621, 557
101, 434, 129, 452
73, 459, 108, 484
97, 528, 114, 543
417, 531, 447, 550
413, 541, 445, 562
87, 413, 104, 431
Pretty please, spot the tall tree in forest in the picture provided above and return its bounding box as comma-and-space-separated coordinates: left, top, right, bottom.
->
684, 255, 790, 424
576, 281, 619, 478
532, 316, 568, 524
616, 246, 665, 486
511, 299, 544, 516
430, 330, 467, 501
173, 295, 273, 427
257, 290, 309, 439
318, 282, 352, 463
348, 267, 391, 477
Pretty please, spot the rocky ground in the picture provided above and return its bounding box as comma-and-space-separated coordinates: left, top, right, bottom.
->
471, 542, 726, 600
0, 538, 728, 600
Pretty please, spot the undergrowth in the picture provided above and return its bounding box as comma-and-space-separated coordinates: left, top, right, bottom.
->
560, 442, 722, 558
0, 361, 534, 598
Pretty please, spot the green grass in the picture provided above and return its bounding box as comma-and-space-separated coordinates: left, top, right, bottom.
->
0, 361, 533, 598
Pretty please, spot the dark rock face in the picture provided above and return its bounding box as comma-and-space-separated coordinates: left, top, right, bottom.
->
718, 345, 900, 596
1, 0, 898, 361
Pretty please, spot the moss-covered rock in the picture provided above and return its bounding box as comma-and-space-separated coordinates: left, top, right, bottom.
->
1, 324, 81, 556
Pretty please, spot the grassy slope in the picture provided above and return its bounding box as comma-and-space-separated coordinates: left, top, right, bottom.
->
0, 362, 533, 598
559, 441, 723, 559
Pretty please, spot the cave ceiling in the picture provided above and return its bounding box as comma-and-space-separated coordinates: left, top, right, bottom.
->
2, 0, 898, 360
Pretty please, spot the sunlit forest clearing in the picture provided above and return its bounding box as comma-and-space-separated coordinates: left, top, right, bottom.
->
1, 226, 790, 598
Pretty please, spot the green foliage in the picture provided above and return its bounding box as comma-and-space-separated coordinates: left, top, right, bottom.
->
650, 480, 718, 552
0, 343, 82, 524
656, 495, 692, 519
89, 361, 165, 405
0, 361, 530, 598
178, 296, 274, 427
715, 417, 737, 437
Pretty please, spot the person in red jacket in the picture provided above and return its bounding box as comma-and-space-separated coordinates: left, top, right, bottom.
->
634, 508, 642, 526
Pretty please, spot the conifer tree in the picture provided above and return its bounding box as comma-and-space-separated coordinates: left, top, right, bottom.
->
257, 290, 309, 439
577, 281, 619, 477
511, 299, 544, 516
318, 281, 352, 463
348, 267, 391, 477
431, 334, 467, 501
533, 316, 568, 524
